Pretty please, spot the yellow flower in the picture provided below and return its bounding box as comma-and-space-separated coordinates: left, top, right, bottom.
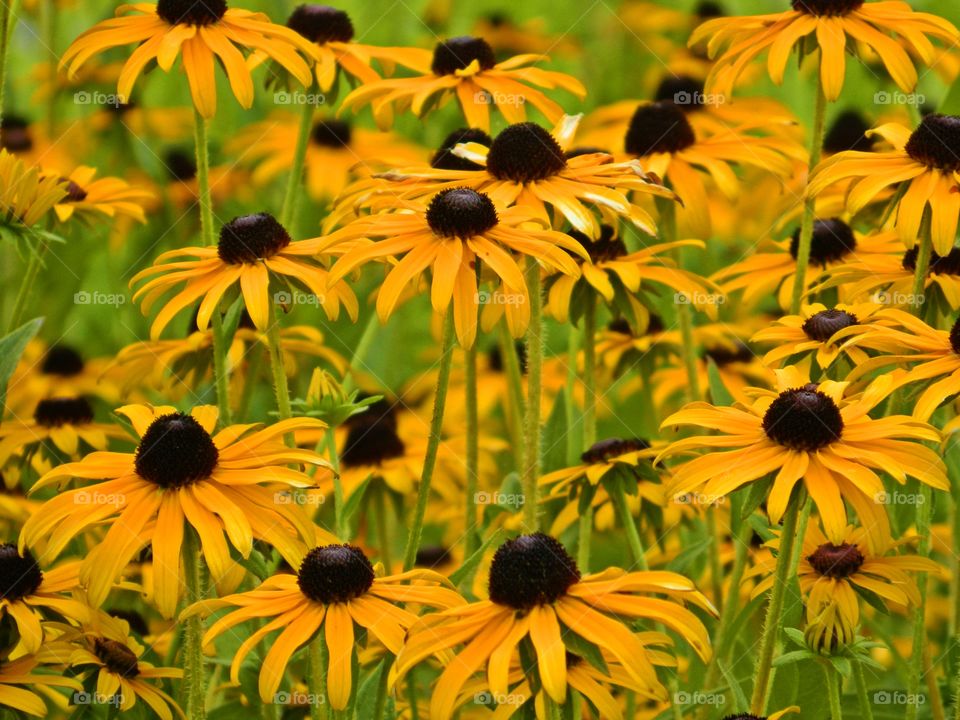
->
690, 0, 957, 100
340, 36, 586, 131
49, 166, 153, 225
658, 366, 947, 548
21, 403, 333, 617
808, 117, 960, 254
183, 544, 464, 710
0, 150, 67, 227
60, 1, 319, 118
0, 652, 82, 716
131, 212, 357, 338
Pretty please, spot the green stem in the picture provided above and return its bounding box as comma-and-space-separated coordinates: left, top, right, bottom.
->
41, 0, 56, 137
465, 338, 480, 557
659, 198, 700, 400
182, 528, 207, 720
906, 484, 933, 720
499, 318, 525, 468
325, 429, 346, 540
749, 499, 801, 715
236, 346, 265, 421
210, 311, 233, 425
853, 662, 874, 720
402, 311, 455, 570
582, 292, 597, 446
910, 212, 932, 311
825, 664, 844, 720
372, 657, 391, 720
374, 483, 393, 572
706, 505, 723, 613
790, 72, 829, 314
0, 1, 17, 131
7, 242, 46, 333
565, 322, 581, 466
609, 480, 647, 571
577, 501, 594, 573
266, 300, 292, 420
342, 311, 379, 393
280, 86, 316, 233
308, 633, 327, 720
522, 262, 544, 530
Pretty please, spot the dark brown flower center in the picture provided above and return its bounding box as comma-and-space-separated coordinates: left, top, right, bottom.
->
340, 400, 406, 468
802, 309, 859, 342
488, 533, 580, 610
790, 218, 856, 267
807, 542, 865, 578
134, 413, 219, 489
217, 213, 291, 265
569, 226, 627, 264
721, 715, 766, 720
950, 316, 960, 355
696, 1, 725, 19
487, 342, 527, 374
287, 4, 354, 43
792, 0, 864, 16
905, 114, 960, 172
156, 0, 227, 25
431, 128, 492, 171
0, 544, 43, 601
625, 101, 696, 156
426, 188, 498, 239
654, 75, 706, 112
431, 36, 496, 75
903, 246, 960, 276
297, 544, 374, 603
311, 120, 351, 148
165, 149, 197, 182
0, 116, 32, 153
703, 341, 753, 366
823, 110, 875, 154
93, 638, 140, 678
486, 122, 567, 183
33, 397, 94, 428
762, 383, 844, 451
415, 545, 451, 568
41, 345, 84, 376
580, 438, 650, 464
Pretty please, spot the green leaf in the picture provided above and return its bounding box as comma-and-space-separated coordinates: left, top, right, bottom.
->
341, 474, 372, 534
560, 625, 609, 675
705, 357, 734, 407
542, 390, 572, 473
220, 294, 246, 346
0, 317, 43, 407
356, 656, 389, 720
450, 528, 504, 591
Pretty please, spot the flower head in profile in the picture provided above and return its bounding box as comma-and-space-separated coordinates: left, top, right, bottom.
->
396, 532, 713, 720
0, 150, 67, 227
316, 188, 587, 347
60, 1, 319, 117
183, 544, 464, 710
131, 212, 358, 339
808, 115, 960, 254
21, 404, 332, 617
48, 166, 153, 225
658, 366, 947, 549
0, 651, 82, 716
690, 0, 957, 100
340, 35, 586, 131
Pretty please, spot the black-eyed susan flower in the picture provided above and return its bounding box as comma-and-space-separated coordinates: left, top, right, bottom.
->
690, 0, 957, 101
48, 166, 152, 225
20, 403, 332, 617
0, 396, 129, 467
183, 544, 464, 710
579, 100, 801, 237
40, 615, 183, 719
658, 366, 947, 547
0, 651, 82, 716
545, 225, 719, 323
751, 302, 884, 370
749, 523, 939, 637
59, 1, 319, 118
0, 149, 66, 227
808, 116, 960, 254
356, 116, 674, 239
713, 222, 902, 310
340, 36, 586, 131
230, 114, 424, 202
0, 546, 92, 653
131, 212, 358, 338
317, 188, 587, 347
395, 532, 713, 720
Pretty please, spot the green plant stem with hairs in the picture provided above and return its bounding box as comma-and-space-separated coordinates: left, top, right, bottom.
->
522, 261, 545, 530
182, 528, 208, 720
402, 311, 455, 570
790, 69, 829, 315
825, 663, 844, 720
280, 83, 317, 234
